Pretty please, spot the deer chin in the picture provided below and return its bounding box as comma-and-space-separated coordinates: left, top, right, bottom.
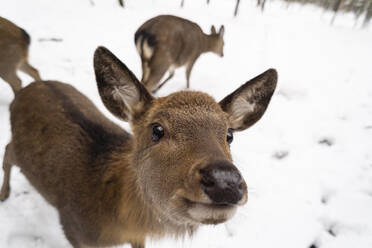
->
183, 198, 237, 225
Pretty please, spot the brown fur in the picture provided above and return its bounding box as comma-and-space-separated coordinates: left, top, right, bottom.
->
0, 16, 41, 95
135, 15, 224, 93
0, 46, 277, 248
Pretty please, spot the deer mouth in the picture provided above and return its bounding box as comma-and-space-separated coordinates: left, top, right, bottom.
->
184, 198, 234, 208
183, 198, 237, 225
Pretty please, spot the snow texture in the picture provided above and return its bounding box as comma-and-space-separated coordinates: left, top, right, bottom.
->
0, 0, 372, 247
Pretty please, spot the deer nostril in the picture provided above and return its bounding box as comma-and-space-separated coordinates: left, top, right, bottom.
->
201, 173, 216, 188
200, 170, 216, 188
201, 178, 215, 188
238, 183, 244, 190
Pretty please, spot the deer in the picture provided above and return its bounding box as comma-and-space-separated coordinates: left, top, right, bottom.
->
0, 16, 41, 95
0, 46, 277, 248
135, 15, 225, 93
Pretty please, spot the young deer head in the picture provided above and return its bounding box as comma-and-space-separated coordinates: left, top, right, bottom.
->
135, 15, 225, 93
209, 25, 225, 57
95, 46, 277, 227
0, 16, 41, 94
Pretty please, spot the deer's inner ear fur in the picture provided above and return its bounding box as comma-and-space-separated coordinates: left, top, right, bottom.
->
111, 83, 142, 116
219, 69, 278, 131
94, 46, 153, 122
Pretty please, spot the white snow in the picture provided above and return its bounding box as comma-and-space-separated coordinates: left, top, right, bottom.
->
0, 0, 371, 247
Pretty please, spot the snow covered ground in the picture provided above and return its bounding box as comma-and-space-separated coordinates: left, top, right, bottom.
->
0, 0, 372, 247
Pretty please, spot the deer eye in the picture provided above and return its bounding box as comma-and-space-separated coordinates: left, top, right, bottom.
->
152, 123, 164, 142
227, 128, 233, 144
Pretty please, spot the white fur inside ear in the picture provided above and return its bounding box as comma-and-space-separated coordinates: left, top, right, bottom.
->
112, 83, 139, 114
230, 94, 256, 124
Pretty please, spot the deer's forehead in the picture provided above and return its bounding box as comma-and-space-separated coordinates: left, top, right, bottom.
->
154, 109, 227, 129
149, 91, 228, 128
154, 91, 222, 112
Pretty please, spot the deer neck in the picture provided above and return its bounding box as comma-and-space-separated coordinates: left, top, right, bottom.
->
106, 145, 196, 238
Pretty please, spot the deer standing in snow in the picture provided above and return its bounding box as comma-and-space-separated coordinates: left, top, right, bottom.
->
0, 46, 277, 248
0, 16, 41, 94
135, 15, 224, 93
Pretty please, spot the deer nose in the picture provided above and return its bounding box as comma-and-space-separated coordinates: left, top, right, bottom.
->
200, 161, 244, 205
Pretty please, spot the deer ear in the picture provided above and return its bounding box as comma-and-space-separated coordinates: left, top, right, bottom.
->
94, 46, 153, 122
219, 69, 277, 131
219, 25, 225, 37
211, 25, 217, 34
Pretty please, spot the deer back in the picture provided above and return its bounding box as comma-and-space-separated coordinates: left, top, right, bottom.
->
135, 15, 208, 66
10, 80, 132, 214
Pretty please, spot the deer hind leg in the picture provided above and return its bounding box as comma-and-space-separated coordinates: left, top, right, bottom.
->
185, 57, 197, 89
152, 68, 175, 94
0, 142, 16, 201
0, 71, 22, 95
20, 60, 41, 81
143, 61, 169, 94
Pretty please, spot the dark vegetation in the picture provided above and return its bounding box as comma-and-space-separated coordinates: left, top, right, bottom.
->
281, 0, 372, 25
185, 0, 372, 26
90, 0, 372, 26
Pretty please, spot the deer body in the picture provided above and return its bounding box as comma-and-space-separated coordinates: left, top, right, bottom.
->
4, 81, 179, 247
1, 47, 277, 248
135, 15, 224, 93
0, 16, 41, 94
